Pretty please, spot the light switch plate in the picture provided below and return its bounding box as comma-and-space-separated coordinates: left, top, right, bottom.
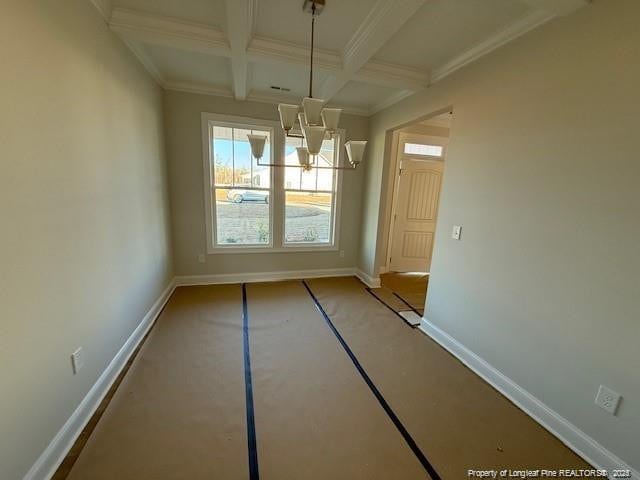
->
452, 225, 462, 240
595, 385, 621, 415
71, 347, 84, 374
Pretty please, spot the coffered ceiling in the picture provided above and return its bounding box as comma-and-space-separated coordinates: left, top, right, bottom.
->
89, 0, 587, 115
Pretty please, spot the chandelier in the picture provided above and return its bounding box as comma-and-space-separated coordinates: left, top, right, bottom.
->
246, 0, 367, 171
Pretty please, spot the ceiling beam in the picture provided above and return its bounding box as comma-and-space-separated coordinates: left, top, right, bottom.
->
247, 36, 342, 72
101, 0, 590, 116
109, 10, 427, 94
224, 0, 258, 100
319, 0, 427, 101
110, 8, 230, 57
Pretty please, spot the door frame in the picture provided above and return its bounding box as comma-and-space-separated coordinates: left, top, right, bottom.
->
383, 130, 449, 274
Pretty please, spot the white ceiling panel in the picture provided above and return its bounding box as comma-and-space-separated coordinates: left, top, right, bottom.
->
250, 59, 330, 99
254, 0, 376, 52
103, 0, 585, 114
374, 0, 530, 69
112, 0, 227, 27
331, 81, 399, 110
145, 45, 232, 86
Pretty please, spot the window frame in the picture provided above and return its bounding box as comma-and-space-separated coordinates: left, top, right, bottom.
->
202, 113, 277, 253
202, 112, 343, 254
401, 134, 448, 160
280, 127, 344, 251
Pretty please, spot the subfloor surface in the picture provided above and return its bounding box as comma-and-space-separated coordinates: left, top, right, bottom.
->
58, 277, 590, 480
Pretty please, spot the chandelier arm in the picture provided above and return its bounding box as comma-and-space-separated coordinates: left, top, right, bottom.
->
285, 132, 305, 139
317, 165, 358, 170
255, 160, 284, 167
255, 160, 356, 170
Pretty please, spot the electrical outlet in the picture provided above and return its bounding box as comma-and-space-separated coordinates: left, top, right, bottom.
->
71, 348, 84, 374
595, 385, 621, 415
452, 225, 462, 240
197, 253, 206, 263
339, 250, 345, 258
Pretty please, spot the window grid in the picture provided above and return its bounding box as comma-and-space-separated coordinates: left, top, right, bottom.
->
283, 135, 338, 246
203, 114, 342, 253
211, 124, 273, 248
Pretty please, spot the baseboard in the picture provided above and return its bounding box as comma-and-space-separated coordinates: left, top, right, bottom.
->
419, 317, 639, 480
175, 267, 357, 286
23, 280, 176, 480
355, 269, 381, 288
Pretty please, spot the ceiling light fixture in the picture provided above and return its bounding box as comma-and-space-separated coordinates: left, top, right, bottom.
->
247, 0, 367, 171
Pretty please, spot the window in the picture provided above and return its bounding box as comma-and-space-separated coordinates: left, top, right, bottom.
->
283, 136, 337, 245
204, 117, 274, 250
202, 113, 342, 253
404, 143, 444, 157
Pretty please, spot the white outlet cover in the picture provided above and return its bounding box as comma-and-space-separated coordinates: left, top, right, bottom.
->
71, 347, 84, 374
452, 225, 462, 240
595, 385, 621, 415
197, 254, 206, 263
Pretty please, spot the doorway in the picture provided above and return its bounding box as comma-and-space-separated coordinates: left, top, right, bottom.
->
386, 115, 449, 274
379, 111, 451, 314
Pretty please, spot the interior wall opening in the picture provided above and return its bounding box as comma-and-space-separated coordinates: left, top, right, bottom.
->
378, 110, 453, 314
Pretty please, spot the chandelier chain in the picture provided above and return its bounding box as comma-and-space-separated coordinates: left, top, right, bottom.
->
309, 2, 316, 98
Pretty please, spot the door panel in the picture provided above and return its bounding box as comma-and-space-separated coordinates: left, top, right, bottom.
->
401, 232, 433, 259
406, 171, 441, 220
389, 133, 445, 273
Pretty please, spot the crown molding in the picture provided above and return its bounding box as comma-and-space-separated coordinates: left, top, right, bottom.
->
247, 36, 343, 72
163, 81, 234, 98
355, 60, 429, 91
107, 7, 429, 112
431, 9, 554, 84
370, 89, 415, 115
122, 39, 165, 85
110, 8, 230, 57
246, 90, 370, 117
163, 81, 369, 116
342, 0, 425, 74
322, 0, 426, 102
106, 1, 586, 117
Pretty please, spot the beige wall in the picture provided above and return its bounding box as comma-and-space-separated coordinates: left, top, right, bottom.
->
0, 2, 173, 479
164, 90, 369, 276
361, 0, 639, 469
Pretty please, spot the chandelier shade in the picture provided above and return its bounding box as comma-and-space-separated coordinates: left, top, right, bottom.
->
321, 108, 341, 134
302, 97, 325, 125
296, 147, 311, 168
303, 125, 326, 155
278, 104, 299, 131
267, 0, 366, 171
247, 134, 267, 160
344, 140, 367, 167
298, 112, 308, 129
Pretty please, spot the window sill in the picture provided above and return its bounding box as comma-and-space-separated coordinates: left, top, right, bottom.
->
206, 245, 339, 255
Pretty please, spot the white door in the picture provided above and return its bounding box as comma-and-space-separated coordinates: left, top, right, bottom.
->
389, 134, 446, 273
